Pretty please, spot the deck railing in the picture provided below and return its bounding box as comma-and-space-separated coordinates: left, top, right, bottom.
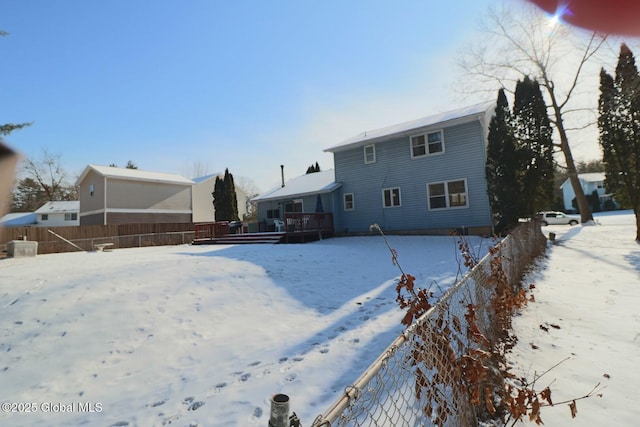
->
193, 222, 230, 240
283, 212, 334, 234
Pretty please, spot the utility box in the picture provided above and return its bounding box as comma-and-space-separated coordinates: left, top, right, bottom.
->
7, 240, 38, 258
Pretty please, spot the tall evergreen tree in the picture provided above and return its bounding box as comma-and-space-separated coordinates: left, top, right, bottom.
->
223, 168, 240, 221
212, 176, 226, 221
486, 89, 520, 234
512, 76, 555, 215
599, 44, 640, 240
212, 168, 239, 221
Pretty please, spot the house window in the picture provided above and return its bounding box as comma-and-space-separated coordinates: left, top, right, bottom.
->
364, 144, 376, 164
428, 179, 468, 210
411, 130, 444, 158
266, 209, 280, 219
89, 184, 95, 196
284, 200, 303, 213
344, 193, 354, 211
410, 135, 427, 158
65, 213, 78, 221
427, 131, 444, 154
382, 187, 401, 208
41, 214, 48, 221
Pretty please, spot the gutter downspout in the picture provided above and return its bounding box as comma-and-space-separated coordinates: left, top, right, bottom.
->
104, 176, 108, 225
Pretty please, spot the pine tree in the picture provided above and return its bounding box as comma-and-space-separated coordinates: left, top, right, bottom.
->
212, 176, 225, 221
223, 168, 240, 221
599, 44, 640, 240
512, 76, 555, 215
486, 89, 520, 234
212, 168, 239, 221
306, 162, 321, 174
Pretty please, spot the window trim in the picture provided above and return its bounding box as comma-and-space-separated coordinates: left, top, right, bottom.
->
364, 144, 376, 164
382, 187, 401, 208
343, 193, 355, 211
410, 129, 445, 158
427, 179, 468, 211
284, 199, 303, 213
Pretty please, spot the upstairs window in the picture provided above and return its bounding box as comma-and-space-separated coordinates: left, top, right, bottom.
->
382, 187, 401, 208
410, 135, 426, 157
364, 144, 376, 164
344, 193, 354, 211
411, 130, 444, 158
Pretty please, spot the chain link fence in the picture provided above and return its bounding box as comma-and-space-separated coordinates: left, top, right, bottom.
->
310, 220, 547, 427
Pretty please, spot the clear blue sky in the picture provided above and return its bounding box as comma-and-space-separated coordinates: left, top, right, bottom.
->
1, 0, 573, 192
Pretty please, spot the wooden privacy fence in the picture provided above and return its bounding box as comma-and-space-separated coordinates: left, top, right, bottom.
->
0, 223, 196, 255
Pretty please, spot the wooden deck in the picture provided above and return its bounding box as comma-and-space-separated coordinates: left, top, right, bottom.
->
192, 213, 334, 245
192, 231, 285, 245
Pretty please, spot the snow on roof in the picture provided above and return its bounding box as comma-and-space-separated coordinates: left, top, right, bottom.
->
34, 200, 79, 214
192, 173, 222, 184
77, 165, 194, 186
578, 172, 605, 182
0, 212, 37, 226
324, 101, 495, 153
251, 169, 340, 202
559, 172, 606, 189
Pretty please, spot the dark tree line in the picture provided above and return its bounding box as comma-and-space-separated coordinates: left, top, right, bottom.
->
212, 168, 239, 221
599, 43, 640, 241
306, 162, 321, 174
486, 77, 555, 234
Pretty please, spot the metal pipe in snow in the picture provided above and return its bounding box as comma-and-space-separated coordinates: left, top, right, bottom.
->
269, 393, 289, 427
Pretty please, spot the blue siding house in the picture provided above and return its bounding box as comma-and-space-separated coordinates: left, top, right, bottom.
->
324, 101, 495, 235
252, 169, 341, 231
252, 101, 495, 236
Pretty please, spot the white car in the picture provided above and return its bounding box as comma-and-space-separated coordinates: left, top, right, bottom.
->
537, 211, 580, 226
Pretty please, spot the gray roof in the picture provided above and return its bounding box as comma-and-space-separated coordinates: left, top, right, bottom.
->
324, 101, 495, 153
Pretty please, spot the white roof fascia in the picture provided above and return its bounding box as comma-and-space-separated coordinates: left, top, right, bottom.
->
77, 165, 194, 186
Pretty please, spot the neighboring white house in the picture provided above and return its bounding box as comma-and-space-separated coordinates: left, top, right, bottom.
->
192, 174, 249, 223
34, 201, 80, 227
560, 172, 611, 211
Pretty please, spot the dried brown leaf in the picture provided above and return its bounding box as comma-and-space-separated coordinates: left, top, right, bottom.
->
569, 400, 577, 418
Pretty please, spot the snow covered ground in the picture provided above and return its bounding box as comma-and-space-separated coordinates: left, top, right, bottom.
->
511, 210, 640, 426
1, 211, 637, 427
0, 232, 488, 426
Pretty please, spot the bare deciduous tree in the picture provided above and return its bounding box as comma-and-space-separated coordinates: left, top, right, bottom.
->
23, 148, 74, 201
460, 4, 608, 223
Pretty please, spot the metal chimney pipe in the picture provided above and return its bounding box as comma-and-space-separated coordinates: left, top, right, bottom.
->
269, 393, 289, 427
280, 165, 285, 187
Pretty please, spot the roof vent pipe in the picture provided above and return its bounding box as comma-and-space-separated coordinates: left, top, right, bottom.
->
280, 165, 285, 187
